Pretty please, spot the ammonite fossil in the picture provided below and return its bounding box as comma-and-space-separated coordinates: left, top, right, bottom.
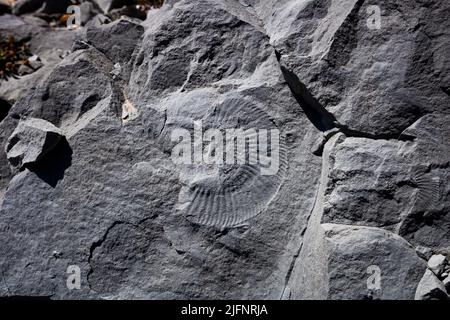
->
172, 97, 287, 228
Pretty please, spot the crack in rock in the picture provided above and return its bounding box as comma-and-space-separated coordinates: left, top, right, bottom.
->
87, 221, 124, 290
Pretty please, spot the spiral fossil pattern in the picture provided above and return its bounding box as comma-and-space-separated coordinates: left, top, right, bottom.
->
180, 98, 287, 228
412, 168, 441, 210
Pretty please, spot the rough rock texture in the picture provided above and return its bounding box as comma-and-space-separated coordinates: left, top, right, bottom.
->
415, 269, 449, 300
0, 0, 449, 300
299, 223, 425, 300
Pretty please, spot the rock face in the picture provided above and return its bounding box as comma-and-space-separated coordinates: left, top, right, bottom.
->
0, 0, 449, 300
309, 223, 425, 300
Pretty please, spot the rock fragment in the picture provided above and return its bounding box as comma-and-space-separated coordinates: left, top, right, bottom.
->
290, 223, 426, 299
415, 269, 449, 300
5, 118, 63, 170
428, 254, 447, 278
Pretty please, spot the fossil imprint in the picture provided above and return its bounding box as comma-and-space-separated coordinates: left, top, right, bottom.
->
172, 98, 288, 228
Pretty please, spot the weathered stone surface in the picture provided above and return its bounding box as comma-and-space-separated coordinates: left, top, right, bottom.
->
5, 118, 63, 170
287, 222, 426, 300
415, 269, 449, 300
85, 17, 144, 67
0, 0, 321, 299
0, 0, 449, 300
259, 0, 450, 137
319, 114, 450, 251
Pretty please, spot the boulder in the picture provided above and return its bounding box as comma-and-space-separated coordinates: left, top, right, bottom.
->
289, 223, 426, 299
320, 114, 450, 251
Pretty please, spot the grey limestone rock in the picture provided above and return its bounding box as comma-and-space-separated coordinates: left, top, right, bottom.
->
0, 0, 449, 300
415, 269, 449, 300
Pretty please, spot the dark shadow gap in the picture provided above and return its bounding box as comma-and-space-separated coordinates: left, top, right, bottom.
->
0, 98, 12, 123
279, 62, 416, 142
280, 65, 337, 132
26, 137, 73, 188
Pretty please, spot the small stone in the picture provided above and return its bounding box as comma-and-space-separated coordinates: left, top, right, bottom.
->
415, 269, 449, 300
5, 118, 64, 170
110, 62, 122, 79
17, 64, 34, 76
428, 254, 447, 277
27, 55, 43, 70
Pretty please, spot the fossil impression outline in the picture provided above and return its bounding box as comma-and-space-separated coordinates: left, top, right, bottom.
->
171, 97, 287, 228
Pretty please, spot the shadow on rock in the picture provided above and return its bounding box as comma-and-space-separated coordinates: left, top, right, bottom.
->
26, 137, 72, 188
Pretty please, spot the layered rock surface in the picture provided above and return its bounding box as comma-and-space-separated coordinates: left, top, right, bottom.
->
0, 0, 449, 299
